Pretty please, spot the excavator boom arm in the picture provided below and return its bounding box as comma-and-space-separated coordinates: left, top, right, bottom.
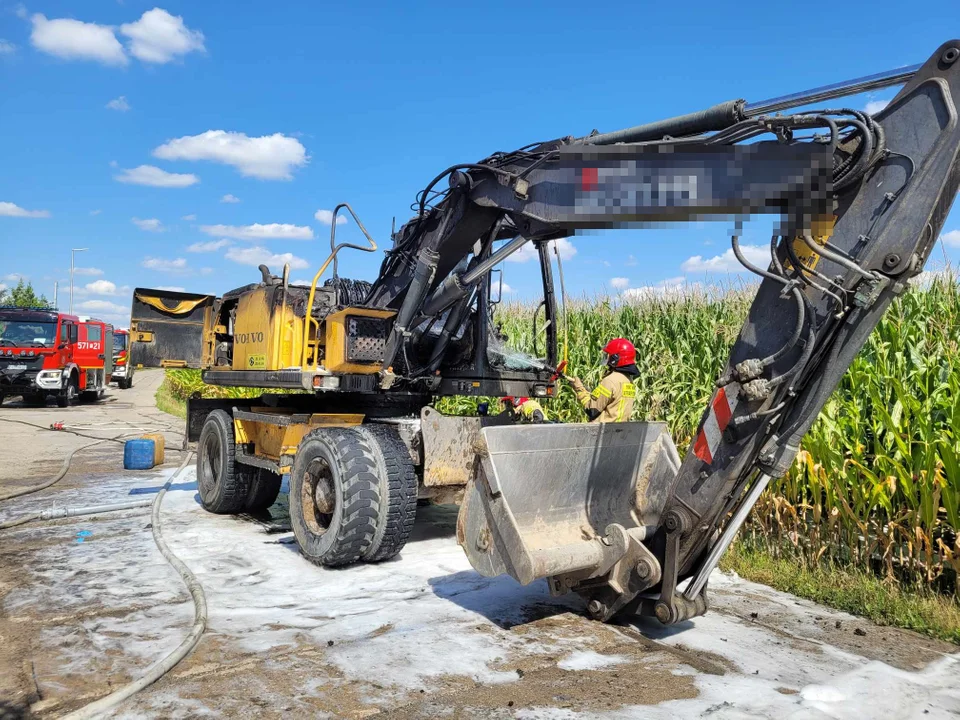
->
418, 40, 960, 622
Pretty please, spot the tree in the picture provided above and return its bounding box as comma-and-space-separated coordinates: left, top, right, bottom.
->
0, 279, 52, 308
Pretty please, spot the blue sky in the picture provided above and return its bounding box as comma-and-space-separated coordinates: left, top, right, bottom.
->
1, 1, 959, 328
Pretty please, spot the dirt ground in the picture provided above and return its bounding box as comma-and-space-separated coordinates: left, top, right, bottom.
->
1, 370, 958, 719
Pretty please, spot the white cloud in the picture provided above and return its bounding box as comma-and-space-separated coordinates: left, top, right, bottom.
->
681, 243, 768, 273
507, 237, 576, 263
865, 99, 890, 115
3, 273, 26, 283
220, 193, 240, 203
154, 285, 186, 292
132, 217, 165, 232
290, 279, 311, 286
115, 164, 199, 188
199, 267, 214, 275
30, 13, 127, 66
625, 255, 637, 266
106, 95, 130, 111
0, 201, 50, 218
610, 277, 630, 290
119, 8, 204, 64
187, 239, 230, 253
0, 39, 16, 55
89, 209, 102, 216
0, 284, 6, 293
225, 246, 309, 270
199, 222, 313, 241
83, 279, 124, 296
142, 257, 188, 272
941, 229, 960, 248
182, 213, 197, 221
78, 299, 127, 314
73, 267, 104, 276
498, 282, 515, 294
623, 276, 692, 301
153, 130, 308, 180
314, 209, 347, 226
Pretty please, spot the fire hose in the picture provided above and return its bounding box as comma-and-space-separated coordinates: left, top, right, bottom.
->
0, 419, 206, 718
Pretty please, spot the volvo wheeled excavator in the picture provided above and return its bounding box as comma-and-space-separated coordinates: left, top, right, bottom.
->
130, 40, 960, 626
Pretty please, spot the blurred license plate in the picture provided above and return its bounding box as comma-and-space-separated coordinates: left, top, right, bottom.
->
7, 364, 27, 370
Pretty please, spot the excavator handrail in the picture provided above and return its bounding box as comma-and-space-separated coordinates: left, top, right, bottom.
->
300, 203, 378, 369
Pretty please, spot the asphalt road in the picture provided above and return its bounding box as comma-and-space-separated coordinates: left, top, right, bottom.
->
0, 370, 957, 719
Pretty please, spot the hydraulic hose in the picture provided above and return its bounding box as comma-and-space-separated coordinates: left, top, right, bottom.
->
798, 234, 874, 279
780, 233, 848, 313
61, 451, 205, 720
731, 234, 805, 365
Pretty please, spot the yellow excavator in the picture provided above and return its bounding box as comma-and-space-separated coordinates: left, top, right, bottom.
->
130, 40, 960, 625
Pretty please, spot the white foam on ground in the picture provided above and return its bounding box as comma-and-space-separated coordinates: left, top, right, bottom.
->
5, 463, 959, 718
556, 650, 628, 671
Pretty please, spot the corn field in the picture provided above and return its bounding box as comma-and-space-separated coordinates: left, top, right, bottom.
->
165, 273, 960, 594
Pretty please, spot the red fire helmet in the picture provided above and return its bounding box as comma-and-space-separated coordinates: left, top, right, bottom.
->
601, 338, 636, 368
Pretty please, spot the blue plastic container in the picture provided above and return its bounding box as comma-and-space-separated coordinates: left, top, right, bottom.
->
124, 438, 156, 470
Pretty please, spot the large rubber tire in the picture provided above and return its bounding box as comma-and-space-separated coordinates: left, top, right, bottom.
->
56, 375, 78, 408
119, 377, 132, 390
197, 410, 250, 514
289, 427, 381, 567
243, 467, 282, 512
360, 425, 418, 562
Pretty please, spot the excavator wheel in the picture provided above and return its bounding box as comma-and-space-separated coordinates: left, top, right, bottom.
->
288, 427, 381, 567
197, 410, 250, 514
243, 467, 283, 512
360, 425, 418, 563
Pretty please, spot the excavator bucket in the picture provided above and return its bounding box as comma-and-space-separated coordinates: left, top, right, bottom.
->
458, 422, 680, 587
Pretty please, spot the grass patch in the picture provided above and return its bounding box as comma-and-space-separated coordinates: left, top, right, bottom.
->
155, 377, 187, 419
721, 543, 960, 645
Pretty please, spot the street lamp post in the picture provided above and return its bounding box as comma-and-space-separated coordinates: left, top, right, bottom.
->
70, 248, 88, 314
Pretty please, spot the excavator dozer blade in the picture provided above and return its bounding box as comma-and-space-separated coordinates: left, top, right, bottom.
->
458, 422, 680, 586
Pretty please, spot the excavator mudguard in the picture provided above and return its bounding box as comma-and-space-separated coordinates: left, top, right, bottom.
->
129, 288, 216, 370
458, 422, 679, 589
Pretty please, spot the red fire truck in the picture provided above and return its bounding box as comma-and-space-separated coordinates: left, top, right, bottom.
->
0, 307, 113, 407
111, 328, 133, 389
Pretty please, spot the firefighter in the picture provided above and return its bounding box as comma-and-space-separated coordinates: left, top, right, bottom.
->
567, 338, 638, 423
501, 396, 547, 423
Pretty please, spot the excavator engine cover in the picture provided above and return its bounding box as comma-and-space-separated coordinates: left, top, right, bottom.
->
458, 422, 679, 588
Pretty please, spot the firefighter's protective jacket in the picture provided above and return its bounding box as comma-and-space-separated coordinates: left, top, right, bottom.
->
514, 398, 546, 423
574, 371, 636, 423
